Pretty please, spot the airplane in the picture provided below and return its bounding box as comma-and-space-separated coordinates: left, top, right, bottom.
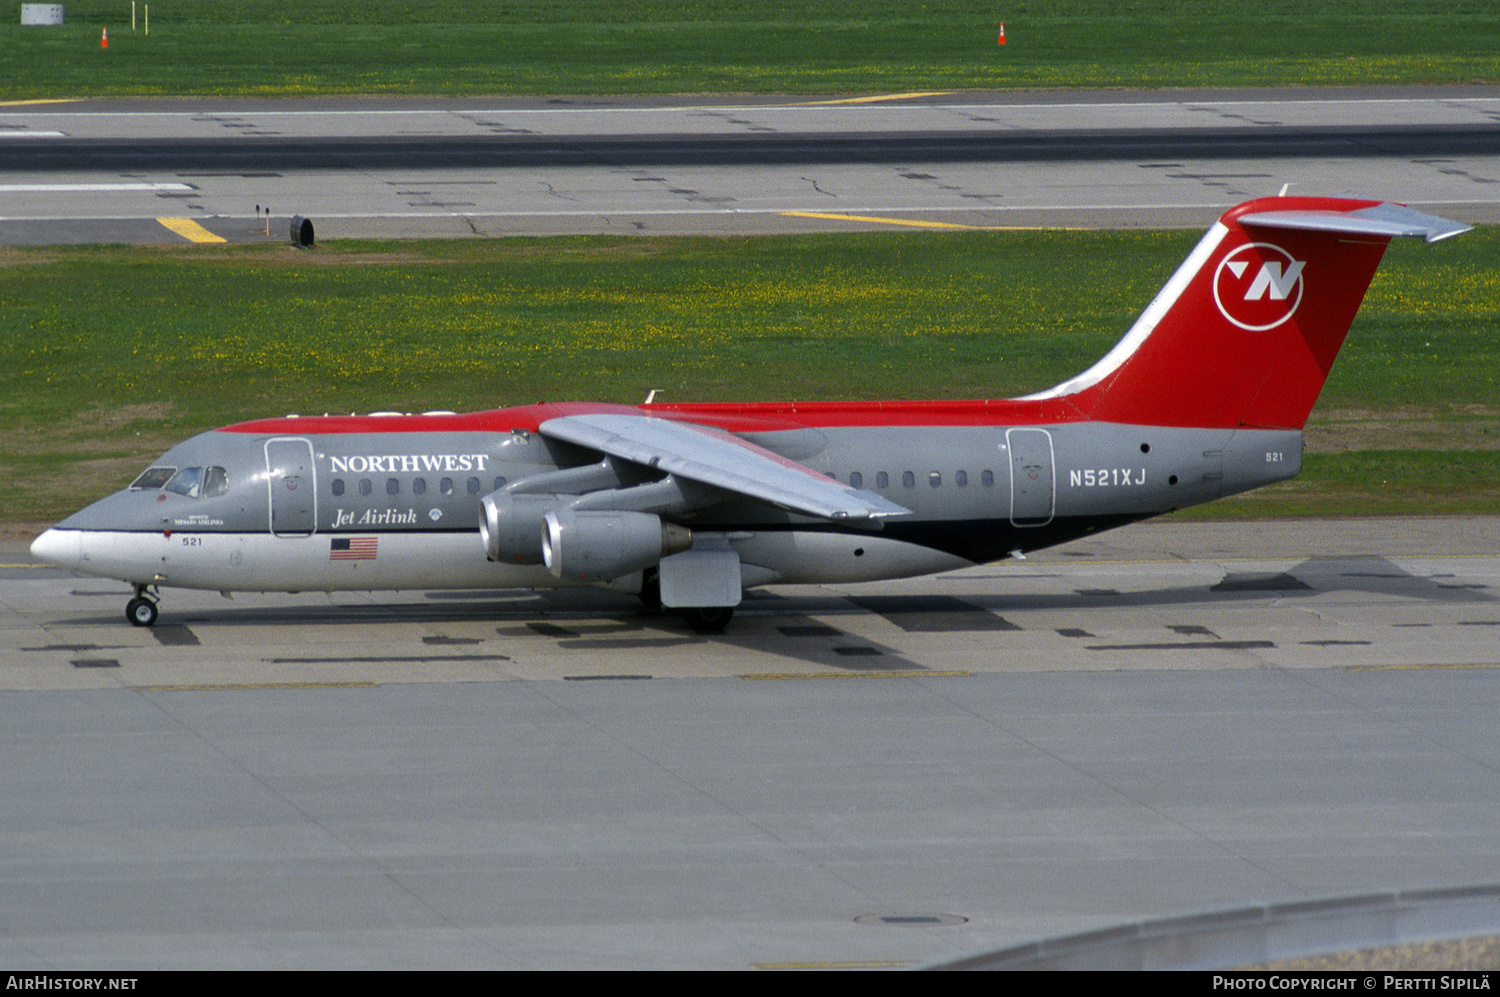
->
30, 195, 1470, 632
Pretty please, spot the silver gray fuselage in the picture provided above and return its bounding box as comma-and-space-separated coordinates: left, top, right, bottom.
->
41, 419, 1302, 593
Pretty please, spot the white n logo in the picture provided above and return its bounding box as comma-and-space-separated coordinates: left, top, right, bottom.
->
1244, 260, 1305, 301
1214, 243, 1306, 332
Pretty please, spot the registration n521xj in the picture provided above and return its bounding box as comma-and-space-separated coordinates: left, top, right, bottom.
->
1069, 467, 1146, 488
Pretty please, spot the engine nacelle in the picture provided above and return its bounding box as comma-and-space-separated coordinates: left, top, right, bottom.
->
479, 492, 557, 564
542, 510, 691, 582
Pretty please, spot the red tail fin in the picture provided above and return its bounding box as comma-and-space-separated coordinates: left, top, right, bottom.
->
1024, 197, 1469, 429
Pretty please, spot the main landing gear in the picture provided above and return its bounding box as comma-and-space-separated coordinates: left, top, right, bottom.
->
126, 585, 159, 627
679, 605, 734, 633
638, 569, 734, 632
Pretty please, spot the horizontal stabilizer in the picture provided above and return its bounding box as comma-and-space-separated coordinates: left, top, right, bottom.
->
540, 413, 910, 521
1238, 202, 1472, 243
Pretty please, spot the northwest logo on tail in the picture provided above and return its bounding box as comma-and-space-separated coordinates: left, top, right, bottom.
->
1212, 242, 1306, 331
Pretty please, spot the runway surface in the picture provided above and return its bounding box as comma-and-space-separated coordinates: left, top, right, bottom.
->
1, 86, 1498, 244
2, 517, 1498, 968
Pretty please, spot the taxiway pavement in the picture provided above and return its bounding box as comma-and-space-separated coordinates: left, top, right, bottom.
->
1, 86, 1497, 244
2, 517, 1497, 968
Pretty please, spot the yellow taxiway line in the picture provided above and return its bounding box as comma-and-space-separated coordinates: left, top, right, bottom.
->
134, 681, 382, 691
0, 99, 79, 107
793, 91, 956, 105
781, 211, 982, 230
157, 217, 227, 243
779, 211, 1075, 232
756, 960, 915, 969
742, 670, 971, 681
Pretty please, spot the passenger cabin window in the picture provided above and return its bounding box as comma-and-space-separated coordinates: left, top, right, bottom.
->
359, 479, 373, 496
981, 470, 995, 487
902, 471, 915, 489
413, 477, 427, 496
441, 477, 454, 495
876, 472, 889, 489
956, 470, 968, 487
331, 479, 345, 497
130, 467, 175, 490
849, 472, 863, 489
386, 478, 400, 496
467, 477, 481, 494
929, 472, 941, 488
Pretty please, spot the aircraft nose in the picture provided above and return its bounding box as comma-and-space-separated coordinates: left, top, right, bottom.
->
30, 528, 81, 571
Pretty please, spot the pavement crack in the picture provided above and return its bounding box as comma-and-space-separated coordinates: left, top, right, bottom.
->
538, 182, 579, 202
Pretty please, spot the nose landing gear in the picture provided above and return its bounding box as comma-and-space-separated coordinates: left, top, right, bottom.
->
126, 586, 159, 627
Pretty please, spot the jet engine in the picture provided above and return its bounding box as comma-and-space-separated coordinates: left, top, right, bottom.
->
479, 492, 556, 564
542, 509, 691, 582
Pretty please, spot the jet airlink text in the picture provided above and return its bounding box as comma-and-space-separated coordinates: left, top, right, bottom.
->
327, 453, 491, 474
331, 508, 420, 528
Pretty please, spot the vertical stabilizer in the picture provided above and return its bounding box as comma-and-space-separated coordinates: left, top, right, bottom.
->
1021, 197, 1469, 430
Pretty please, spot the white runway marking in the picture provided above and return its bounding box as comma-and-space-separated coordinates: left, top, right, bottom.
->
13, 96, 1500, 118
0, 182, 193, 192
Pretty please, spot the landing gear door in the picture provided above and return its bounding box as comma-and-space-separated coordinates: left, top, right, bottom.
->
266, 437, 317, 537
1006, 428, 1055, 528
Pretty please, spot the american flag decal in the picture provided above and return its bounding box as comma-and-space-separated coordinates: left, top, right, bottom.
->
330, 537, 378, 560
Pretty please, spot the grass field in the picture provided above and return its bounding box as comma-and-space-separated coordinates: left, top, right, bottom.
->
2, 230, 1495, 525
2, 1, 1498, 98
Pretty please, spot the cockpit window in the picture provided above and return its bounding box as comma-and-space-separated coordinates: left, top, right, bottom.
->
135, 465, 229, 498
202, 466, 229, 498
149, 466, 230, 499
164, 467, 204, 498
130, 467, 176, 490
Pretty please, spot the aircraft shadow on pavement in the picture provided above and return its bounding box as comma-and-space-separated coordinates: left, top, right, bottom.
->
36, 557, 1492, 674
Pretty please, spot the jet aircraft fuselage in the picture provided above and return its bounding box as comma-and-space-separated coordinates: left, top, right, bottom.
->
30, 196, 1472, 630
41, 405, 1298, 591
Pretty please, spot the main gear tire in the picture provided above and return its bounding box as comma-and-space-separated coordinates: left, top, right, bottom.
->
679, 606, 733, 633
126, 596, 159, 628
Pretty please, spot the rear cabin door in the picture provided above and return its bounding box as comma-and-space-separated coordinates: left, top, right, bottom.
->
265, 438, 317, 536
1006, 428, 1055, 527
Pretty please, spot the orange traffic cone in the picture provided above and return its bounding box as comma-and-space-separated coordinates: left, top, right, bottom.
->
997, 23, 1006, 46
101, 26, 108, 48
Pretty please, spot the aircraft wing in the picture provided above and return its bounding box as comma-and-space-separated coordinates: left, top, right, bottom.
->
539, 413, 910, 521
